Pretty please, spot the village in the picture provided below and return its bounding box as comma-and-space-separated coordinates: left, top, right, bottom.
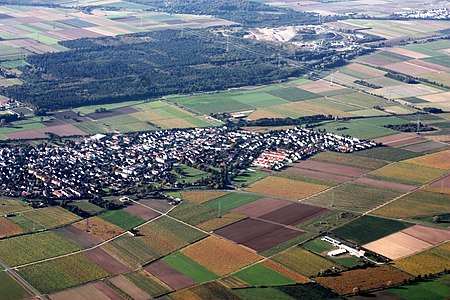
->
0, 126, 375, 200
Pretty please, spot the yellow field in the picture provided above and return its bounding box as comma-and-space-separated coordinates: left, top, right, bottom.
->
394, 242, 450, 276
196, 213, 245, 232
368, 162, 447, 185
405, 150, 450, 170
181, 191, 229, 204
181, 236, 261, 276
245, 176, 328, 200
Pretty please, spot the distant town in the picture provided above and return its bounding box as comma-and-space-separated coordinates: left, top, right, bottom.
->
0, 126, 375, 200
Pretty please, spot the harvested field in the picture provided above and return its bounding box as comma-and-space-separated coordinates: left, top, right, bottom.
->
384, 62, 434, 76
0, 198, 31, 214
394, 242, 450, 275
387, 137, 427, 148
73, 217, 124, 241
258, 203, 329, 226
405, 150, 450, 170
261, 260, 310, 283
273, 247, 339, 277
373, 133, 419, 144
402, 225, 450, 245
138, 198, 173, 213
108, 275, 150, 300
84, 248, 131, 275
294, 160, 371, 177
245, 176, 327, 200
214, 218, 304, 253
144, 259, 196, 290
124, 270, 172, 298
181, 236, 261, 276
331, 215, 411, 245
123, 203, 160, 220
353, 177, 417, 191
387, 48, 430, 59
53, 225, 103, 248
367, 162, 447, 185
315, 266, 413, 295
171, 282, 240, 300
0, 217, 23, 238
49, 282, 122, 300
285, 167, 352, 183
311, 151, 389, 170
299, 80, 345, 93
230, 197, 292, 218
363, 232, 433, 260
9, 206, 80, 231
402, 141, 447, 153
181, 191, 229, 204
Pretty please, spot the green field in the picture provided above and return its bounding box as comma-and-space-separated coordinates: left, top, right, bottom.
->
311, 151, 389, 170
331, 215, 411, 245
18, 254, 109, 294
0, 198, 31, 214
389, 274, 450, 300
233, 264, 295, 286
274, 171, 337, 187
268, 87, 320, 102
353, 146, 420, 161
9, 206, 79, 231
168, 201, 217, 225
0, 272, 31, 300
298, 210, 360, 234
172, 164, 209, 184
68, 200, 104, 215
203, 193, 263, 213
232, 169, 267, 186
302, 238, 335, 254
233, 287, 295, 300
314, 120, 397, 139
98, 210, 145, 230
162, 252, 218, 283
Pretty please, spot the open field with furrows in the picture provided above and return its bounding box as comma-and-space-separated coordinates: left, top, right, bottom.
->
0, 272, 31, 300
394, 242, 450, 276
0, 217, 24, 238
181, 236, 261, 276
245, 176, 328, 200
8, 206, 80, 232
18, 253, 110, 294
104, 216, 205, 268
304, 182, 405, 213
315, 265, 413, 295
124, 270, 173, 299
372, 189, 450, 219
73, 216, 124, 241
0, 231, 80, 266
171, 282, 241, 300
181, 191, 229, 204
331, 215, 411, 245
273, 247, 339, 278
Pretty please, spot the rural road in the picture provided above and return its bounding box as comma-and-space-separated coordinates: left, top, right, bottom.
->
0, 260, 44, 299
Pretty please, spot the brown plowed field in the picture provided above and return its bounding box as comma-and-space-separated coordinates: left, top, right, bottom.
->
181, 191, 229, 204
363, 232, 432, 260
92, 282, 124, 300
403, 141, 446, 152
53, 225, 103, 248
230, 197, 292, 217
138, 199, 173, 214
431, 174, 450, 188
258, 203, 329, 226
373, 133, 414, 144
84, 248, 131, 275
108, 275, 150, 300
0, 217, 23, 238
261, 260, 310, 283
41, 124, 87, 137
123, 204, 160, 220
315, 265, 413, 295
387, 137, 427, 147
294, 160, 371, 177
144, 260, 196, 290
402, 225, 450, 245
286, 167, 353, 183
49, 282, 123, 300
73, 217, 124, 241
214, 218, 303, 253
353, 177, 417, 191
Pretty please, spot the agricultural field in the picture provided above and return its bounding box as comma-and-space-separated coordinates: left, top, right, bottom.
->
124, 270, 173, 298
180, 191, 229, 204
171, 282, 240, 300
203, 192, 263, 213
162, 252, 219, 283
0, 217, 24, 238
0, 272, 31, 300
0, 231, 80, 266
168, 201, 217, 226
245, 176, 328, 200
394, 242, 450, 276
48, 282, 124, 300
98, 209, 145, 230
8, 206, 80, 232
17, 253, 110, 294
331, 215, 412, 245
67, 200, 104, 216
232, 263, 296, 287
315, 265, 413, 295
0, 198, 31, 214
388, 274, 450, 300
273, 247, 339, 277
72, 216, 124, 241
367, 162, 447, 185
180, 236, 261, 276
